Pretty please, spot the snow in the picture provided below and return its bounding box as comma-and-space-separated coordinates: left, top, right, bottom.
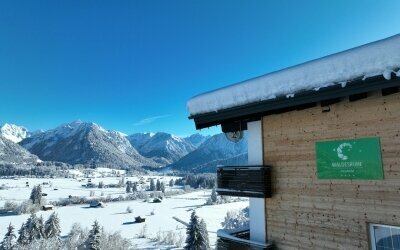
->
187, 34, 400, 115
0, 123, 28, 143
0, 177, 124, 206
0, 177, 248, 248
20, 121, 154, 167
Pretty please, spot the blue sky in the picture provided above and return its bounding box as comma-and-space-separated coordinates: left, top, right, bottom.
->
1, 1, 399, 136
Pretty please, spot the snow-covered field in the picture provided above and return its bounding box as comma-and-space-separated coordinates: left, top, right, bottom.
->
0, 173, 180, 207
0, 176, 248, 248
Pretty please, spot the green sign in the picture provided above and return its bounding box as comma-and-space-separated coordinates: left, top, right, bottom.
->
315, 137, 383, 180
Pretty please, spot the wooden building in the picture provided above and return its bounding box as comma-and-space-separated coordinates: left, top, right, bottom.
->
42, 205, 53, 211
187, 35, 400, 249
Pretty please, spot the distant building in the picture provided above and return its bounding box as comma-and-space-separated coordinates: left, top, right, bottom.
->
89, 201, 104, 208
42, 205, 53, 211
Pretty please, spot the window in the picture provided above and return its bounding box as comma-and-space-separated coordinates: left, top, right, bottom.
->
370, 224, 400, 250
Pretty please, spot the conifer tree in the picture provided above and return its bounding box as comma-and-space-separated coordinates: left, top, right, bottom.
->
86, 220, 102, 250
29, 185, 43, 205
132, 182, 137, 192
44, 212, 61, 240
156, 179, 161, 191
38, 215, 45, 239
184, 211, 210, 250
26, 213, 43, 242
36, 185, 42, 205
199, 219, 210, 249
210, 188, 217, 203
17, 223, 29, 246
149, 179, 155, 191
0, 223, 16, 250
125, 181, 132, 193
169, 179, 174, 187
29, 186, 37, 204
119, 177, 125, 188
160, 182, 165, 193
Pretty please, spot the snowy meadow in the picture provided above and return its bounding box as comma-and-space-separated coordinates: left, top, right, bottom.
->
0, 173, 248, 249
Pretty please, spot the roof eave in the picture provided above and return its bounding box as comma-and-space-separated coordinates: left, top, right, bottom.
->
189, 74, 400, 130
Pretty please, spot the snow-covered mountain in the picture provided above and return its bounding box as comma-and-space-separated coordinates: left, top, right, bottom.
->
184, 133, 210, 147
0, 123, 29, 143
0, 120, 245, 172
0, 135, 39, 164
168, 133, 248, 173
127, 132, 197, 166
127, 133, 155, 149
19, 121, 156, 168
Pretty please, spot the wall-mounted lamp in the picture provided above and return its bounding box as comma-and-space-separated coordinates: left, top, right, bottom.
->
321, 106, 331, 112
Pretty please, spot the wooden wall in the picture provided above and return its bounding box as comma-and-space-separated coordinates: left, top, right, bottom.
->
262, 91, 400, 249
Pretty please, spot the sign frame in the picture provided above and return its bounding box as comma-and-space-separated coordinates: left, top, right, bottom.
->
315, 137, 384, 180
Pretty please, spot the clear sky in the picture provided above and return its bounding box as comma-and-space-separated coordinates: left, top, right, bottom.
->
1, 0, 399, 136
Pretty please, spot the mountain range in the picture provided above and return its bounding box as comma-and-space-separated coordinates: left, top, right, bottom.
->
167, 133, 248, 173
0, 135, 39, 165
128, 132, 198, 166
0, 121, 247, 172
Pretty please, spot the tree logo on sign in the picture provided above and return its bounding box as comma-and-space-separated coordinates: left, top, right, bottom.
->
336, 143, 352, 160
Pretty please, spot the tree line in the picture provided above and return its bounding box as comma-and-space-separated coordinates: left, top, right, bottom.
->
0, 210, 212, 250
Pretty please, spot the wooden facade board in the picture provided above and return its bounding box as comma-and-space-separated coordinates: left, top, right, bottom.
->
263, 92, 400, 249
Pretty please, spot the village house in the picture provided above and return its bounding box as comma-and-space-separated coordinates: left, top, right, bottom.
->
187, 34, 400, 249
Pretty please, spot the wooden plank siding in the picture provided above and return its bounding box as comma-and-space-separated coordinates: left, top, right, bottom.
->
262, 91, 400, 249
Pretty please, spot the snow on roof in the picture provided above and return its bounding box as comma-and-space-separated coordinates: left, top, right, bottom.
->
187, 34, 400, 116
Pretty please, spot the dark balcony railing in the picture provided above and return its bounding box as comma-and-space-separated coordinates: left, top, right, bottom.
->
216, 165, 272, 198
216, 229, 273, 250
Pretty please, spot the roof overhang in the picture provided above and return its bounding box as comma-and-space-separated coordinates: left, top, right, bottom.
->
189, 75, 400, 131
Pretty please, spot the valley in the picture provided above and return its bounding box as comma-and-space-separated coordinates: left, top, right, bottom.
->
0, 173, 248, 249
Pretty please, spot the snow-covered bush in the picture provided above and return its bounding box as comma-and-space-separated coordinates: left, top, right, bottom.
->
163, 189, 185, 197
15, 200, 40, 215
138, 224, 147, 238
221, 206, 249, 230
15, 237, 60, 250
64, 223, 88, 250
219, 195, 231, 204
154, 230, 184, 248
126, 206, 133, 213
99, 230, 132, 250
205, 188, 218, 205
136, 191, 148, 199
54, 196, 88, 206
176, 231, 185, 248
3, 201, 18, 211
205, 193, 232, 206
63, 222, 133, 250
